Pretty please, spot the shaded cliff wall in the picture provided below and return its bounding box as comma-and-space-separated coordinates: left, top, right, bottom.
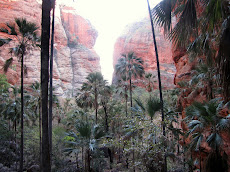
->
0, 0, 101, 97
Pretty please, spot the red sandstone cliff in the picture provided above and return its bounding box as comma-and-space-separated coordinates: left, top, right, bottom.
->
112, 17, 175, 90
0, 0, 101, 97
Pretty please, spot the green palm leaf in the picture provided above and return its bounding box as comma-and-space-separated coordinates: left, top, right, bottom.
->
206, 133, 222, 149
147, 97, 161, 120
0, 38, 12, 47
3, 57, 13, 73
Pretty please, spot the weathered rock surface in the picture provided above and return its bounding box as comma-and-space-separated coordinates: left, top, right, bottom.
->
112, 17, 176, 90
0, 0, 101, 97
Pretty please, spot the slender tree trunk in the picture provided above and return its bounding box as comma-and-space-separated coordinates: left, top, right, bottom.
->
95, 88, 98, 124
39, 98, 42, 170
132, 138, 135, 172
199, 148, 202, 172
86, 149, 91, 172
49, 1, 55, 164
129, 78, 132, 107
76, 152, 79, 168
102, 102, 109, 132
82, 146, 84, 170
147, 1, 167, 171
8, 120, 11, 131
14, 120, 17, 171
20, 53, 24, 172
125, 88, 128, 117
41, 0, 51, 171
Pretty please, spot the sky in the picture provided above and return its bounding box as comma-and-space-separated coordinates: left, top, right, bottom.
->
73, 0, 161, 83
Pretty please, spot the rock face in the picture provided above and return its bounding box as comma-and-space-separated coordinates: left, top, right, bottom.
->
112, 17, 176, 90
172, 30, 230, 172
0, 0, 101, 97
174, 47, 230, 171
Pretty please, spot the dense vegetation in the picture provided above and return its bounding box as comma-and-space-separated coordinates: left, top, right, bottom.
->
0, 0, 229, 172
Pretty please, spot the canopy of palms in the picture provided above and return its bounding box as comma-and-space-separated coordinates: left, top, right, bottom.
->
115, 52, 144, 108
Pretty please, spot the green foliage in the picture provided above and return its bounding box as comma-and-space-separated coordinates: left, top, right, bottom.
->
0, 120, 17, 168
0, 74, 10, 92
185, 99, 230, 170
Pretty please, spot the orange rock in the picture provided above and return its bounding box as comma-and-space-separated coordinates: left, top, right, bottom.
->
112, 17, 176, 90
0, 0, 101, 97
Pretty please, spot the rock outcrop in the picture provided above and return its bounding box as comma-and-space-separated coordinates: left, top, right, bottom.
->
0, 0, 101, 97
112, 17, 176, 90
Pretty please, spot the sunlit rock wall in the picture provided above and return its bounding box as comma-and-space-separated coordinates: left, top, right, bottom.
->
0, 0, 101, 97
112, 17, 176, 90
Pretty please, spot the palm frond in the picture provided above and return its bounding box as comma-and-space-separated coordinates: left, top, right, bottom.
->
15, 18, 38, 37
217, 118, 230, 131
76, 122, 91, 139
147, 97, 161, 119
168, 0, 198, 47
152, 0, 174, 34
187, 120, 203, 133
134, 97, 145, 112
195, 134, 203, 151
0, 38, 12, 47
3, 57, 13, 73
93, 125, 105, 140
206, 133, 222, 149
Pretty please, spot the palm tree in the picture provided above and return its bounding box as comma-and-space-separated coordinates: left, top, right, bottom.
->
41, 0, 52, 171
49, 0, 56, 162
81, 72, 104, 124
145, 73, 155, 95
100, 81, 112, 132
76, 90, 94, 113
185, 99, 230, 172
152, 0, 230, 101
134, 96, 161, 122
116, 76, 129, 117
189, 63, 215, 100
115, 52, 144, 108
64, 122, 105, 172
0, 18, 39, 172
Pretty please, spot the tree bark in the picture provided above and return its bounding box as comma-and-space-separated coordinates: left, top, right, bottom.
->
20, 53, 24, 172
41, 0, 51, 171
129, 78, 132, 108
102, 102, 109, 132
95, 87, 98, 124
49, 1, 55, 164
39, 98, 42, 170
125, 87, 128, 117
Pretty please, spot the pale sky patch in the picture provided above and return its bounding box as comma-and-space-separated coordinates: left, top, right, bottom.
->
72, 0, 161, 83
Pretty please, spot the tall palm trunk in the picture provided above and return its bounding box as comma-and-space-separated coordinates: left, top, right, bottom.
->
49, 1, 55, 163
147, 0, 167, 171
20, 53, 24, 172
86, 148, 91, 172
125, 86, 128, 117
39, 98, 42, 170
129, 78, 132, 107
95, 87, 98, 124
102, 102, 109, 132
41, 0, 51, 171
